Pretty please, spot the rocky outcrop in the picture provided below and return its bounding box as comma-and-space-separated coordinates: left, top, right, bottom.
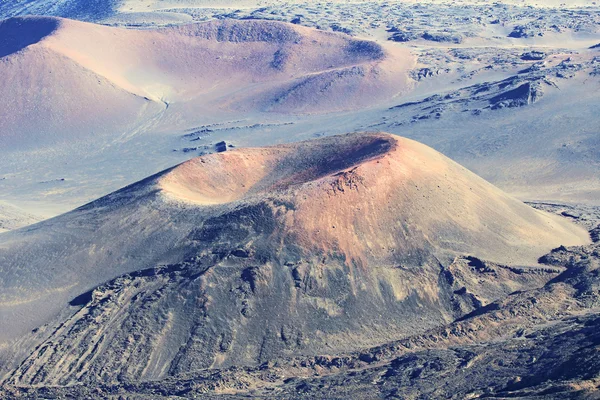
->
521, 51, 546, 61
489, 81, 543, 109
422, 31, 463, 44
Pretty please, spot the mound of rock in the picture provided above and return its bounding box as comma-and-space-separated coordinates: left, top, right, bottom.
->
0, 133, 588, 386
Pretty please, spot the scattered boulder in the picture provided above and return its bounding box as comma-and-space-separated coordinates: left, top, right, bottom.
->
555, 58, 582, 79
215, 141, 228, 152
422, 31, 463, 44
521, 51, 546, 61
330, 23, 353, 35
518, 61, 545, 74
388, 30, 418, 42
591, 225, 600, 243
410, 67, 449, 81
508, 25, 543, 39
346, 39, 384, 60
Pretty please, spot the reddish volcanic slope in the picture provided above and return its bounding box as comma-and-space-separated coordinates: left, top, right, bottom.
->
160, 132, 588, 265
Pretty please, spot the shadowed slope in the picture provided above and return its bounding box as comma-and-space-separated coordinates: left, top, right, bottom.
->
0, 16, 59, 58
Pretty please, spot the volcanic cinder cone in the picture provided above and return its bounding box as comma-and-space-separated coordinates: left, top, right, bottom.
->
0, 16, 414, 150
0, 133, 589, 385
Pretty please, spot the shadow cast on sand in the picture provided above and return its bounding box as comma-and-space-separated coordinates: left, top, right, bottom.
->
0, 17, 59, 59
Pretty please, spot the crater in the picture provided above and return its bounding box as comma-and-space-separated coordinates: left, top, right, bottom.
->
158, 133, 396, 205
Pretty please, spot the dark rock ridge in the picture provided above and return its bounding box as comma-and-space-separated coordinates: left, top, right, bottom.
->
489, 81, 543, 109
521, 51, 546, 61
422, 31, 463, 44
388, 30, 418, 43
509, 24, 544, 39
388, 73, 554, 124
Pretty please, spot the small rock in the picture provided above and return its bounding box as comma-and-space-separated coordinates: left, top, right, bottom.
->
521, 51, 546, 61
215, 141, 228, 152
